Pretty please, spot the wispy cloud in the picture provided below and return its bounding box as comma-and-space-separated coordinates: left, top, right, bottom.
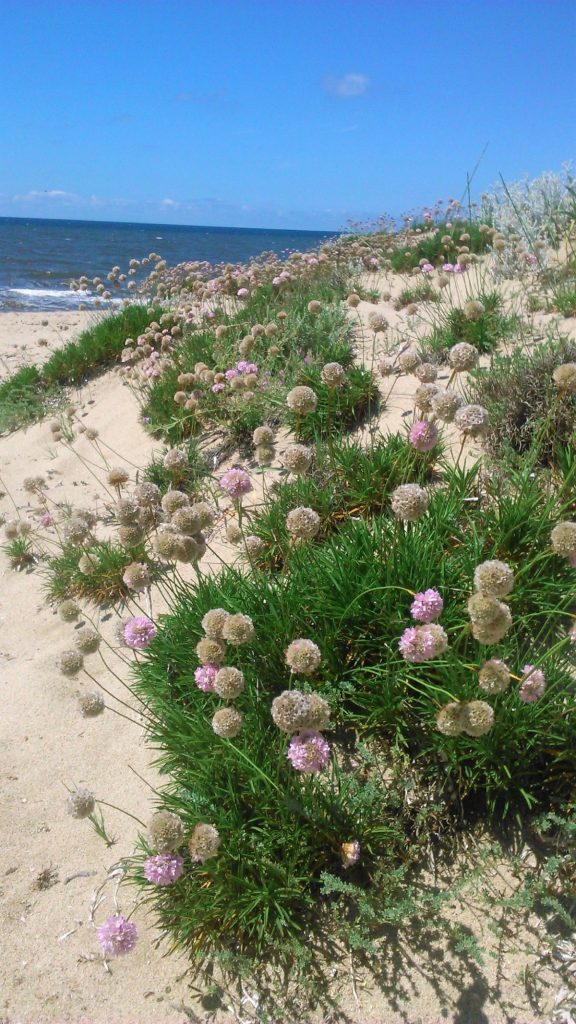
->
160, 197, 180, 208
323, 73, 369, 98
14, 189, 79, 202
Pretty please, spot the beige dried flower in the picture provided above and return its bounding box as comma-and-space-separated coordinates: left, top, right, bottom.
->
133, 482, 161, 506
397, 348, 421, 373
222, 613, 255, 646
153, 531, 177, 558
201, 608, 230, 639
148, 810, 184, 853
283, 444, 312, 476
79, 690, 105, 716
464, 300, 485, 321
212, 706, 244, 738
161, 490, 189, 516
553, 363, 576, 391
462, 700, 494, 737
226, 523, 242, 544
243, 534, 265, 560
454, 404, 489, 438
163, 449, 188, 472
286, 506, 321, 540
118, 524, 145, 547
58, 649, 84, 677
253, 425, 274, 446
67, 788, 95, 819
436, 702, 467, 736
74, 626, 101, 654
367, 311, 388, 332
286, 386, 318, 415
473, 560, 514, 597
78, 552, 99, 575
321, 362, 346, 388
107, 466, 130, 487
378, 357, 395, 377
414, 362, 438, 383
551, 521, 576, 556
62, 516, 91, 545
430, 388, 463, 422
171, 506, 203, 535
414, 383, 439, 413
172, 533, 205, 563
191, 502, 215, 529
214, 666, 245, 700
347, 293, 361, 308
122, 561, 151, 592
308, 300, 322, 315
449, 342, 479, 371
188, 823, 220, 862
470, 601, 513, 644
271, 689, 330, 733
467, 592, 509, 626
478, 659, 510, 695
58, 599, 81, 622
285, 638, 321, 675
115, 496, 141, 525
391, 484, 429, 522
196, 637, 226, 665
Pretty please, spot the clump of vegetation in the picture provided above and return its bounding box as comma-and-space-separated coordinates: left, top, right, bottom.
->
394, 280, 439, 309
44, 540, 158, 607
551, 285, 576, 318
389, 221, 490, 273
0, 365, 59, 434
468, 333, 576, 467
421, 292, 520, 363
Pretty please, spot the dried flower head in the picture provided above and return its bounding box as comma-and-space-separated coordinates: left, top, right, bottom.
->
398, 348, 421, 374
478, 659, 510, 694
58, 648, 84, 676
122, 562, 151, 592
463, 300, 485, 321
74, 626, 101, 654
212, 706, 244, 738
283, 444, 313, 475
133, 481, 161, 506
436, 702, 467, 736
107, 466, 130, 488
148, 810, 185, 853
413, 383, 439, 413
58, 599, 81, 622
143, 853, 184, 886
97, 915, 137, 957
308, 300, 322, 314
219, 468, 253, 500
253, 425, 274, 446
378, 357, 395, 378
454, 404, 490, 438
271, 689, 330, 733
190, 502, 214, 529
243, 534, 265, 560
188, 823, 221, 862
552, 363, 576, 391
518, 664, 546, 703
449, 343, 479, 372
67, 787, 95, 819
347, 293, 361, 308
226, 523, 243, 544
222, 612, 255, 646
321, 362, 346, 388
161, 490, 189, 516
414, 362, 438, 383
153, 531, 177, 559
462, 700, 494, 737
287, 730, 331, 773
201, 608, 230, 639
171, 506, 203, 535
470, 603, 513, 644
341, 840, 361, 868
431, 388, 463, 422
551, 521, 576, 557
115, 496, 141, 525
391, 483, 429, 521
196, 637, 226, 665
467, 592, 510, 626
118, 523, 145, 547
163, 449, 188, 472
286, 386, 318, 415
78, 690, 105, 717
399, 624, 448, 662
62, 516, 91, 545
286, 506, 321, 540
474, 560, 514, 597
285, 638, 322, 675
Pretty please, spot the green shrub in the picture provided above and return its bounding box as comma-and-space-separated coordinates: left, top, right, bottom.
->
389, 221, 490, 273
42, 305, 164, 384
421, 292, 519, 363
0, 365, 53, 433
43, 540, 158, 607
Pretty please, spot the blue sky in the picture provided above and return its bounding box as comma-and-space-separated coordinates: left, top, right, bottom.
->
1, 0, 574, 230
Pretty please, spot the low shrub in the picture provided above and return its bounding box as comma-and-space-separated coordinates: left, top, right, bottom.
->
421, 292, 519, 363
42, 305, 164, 384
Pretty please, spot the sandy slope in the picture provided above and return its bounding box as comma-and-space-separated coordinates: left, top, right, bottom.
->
0, 278, 571, 1023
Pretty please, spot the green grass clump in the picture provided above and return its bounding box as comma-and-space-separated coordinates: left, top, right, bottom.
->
468, 333, 576, 467
143, 439, 211, 497
551, 286, 576, 318
0, 366, 58, 434
43, 540, 158, 607
394, 281, 438, 309
129, 442, 575, 979
421, 292, 519, 363
42, 305, 164, 384
389, 221, 490, 273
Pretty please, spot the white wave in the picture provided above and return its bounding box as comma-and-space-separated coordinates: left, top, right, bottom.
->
8, 287, 92, 298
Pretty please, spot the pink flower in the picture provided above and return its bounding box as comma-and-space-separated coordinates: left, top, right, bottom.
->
398, 624, 448, 663
40, 511, 54, 527
410, 588, 444, 623
194, 663, 218, 691
225, 368, 238, 381
97, 915, 137, 957
409, 420, 439, 452
123, 615, 156, 650
237, 288, 249, 298
211, 383, 225, 393
518, 664, 546, 703
453, 263, 468, 274
236, 360, 250, 373
219, 467, 253, 500
442, 263, 454, 272
287, 730, 331, 773
421, 263, 434, 273
143, 853, 184, 886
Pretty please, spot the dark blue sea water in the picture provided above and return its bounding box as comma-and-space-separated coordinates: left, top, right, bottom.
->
0, 217, 338, 312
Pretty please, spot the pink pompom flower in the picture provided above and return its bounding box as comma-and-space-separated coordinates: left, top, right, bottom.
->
398, 624, 448, 663
410, 588, 444, 623
194, 663, 218, 692
287, 730, 331, 773
143, 853, 184, 886
421, 262, 434, 273
97, 915, 137, 957
237, 288, 249, 298
211, 382, 225, 393
219, 467, 253, 500
40, 511, 54, 527
518, 664, 546, 703
409, 420, 439, 452
123, 615, 156, 650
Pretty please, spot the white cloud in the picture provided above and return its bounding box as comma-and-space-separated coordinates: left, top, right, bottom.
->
324, 73, 369, 98
160, 197, 180, 207
14, 188, 78, 202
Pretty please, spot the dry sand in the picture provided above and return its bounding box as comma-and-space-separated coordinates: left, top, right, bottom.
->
0, 281, 573, 1023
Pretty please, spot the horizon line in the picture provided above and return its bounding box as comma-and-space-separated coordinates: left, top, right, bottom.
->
0, 213, 341, 235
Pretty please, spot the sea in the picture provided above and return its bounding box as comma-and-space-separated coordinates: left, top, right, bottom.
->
0, 216, 338, 312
